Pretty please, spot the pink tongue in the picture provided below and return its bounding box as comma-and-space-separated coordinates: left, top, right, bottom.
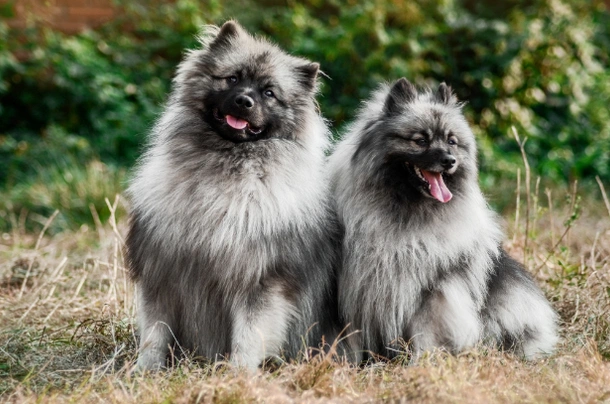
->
226, 115, 248, 130
421, 170, 452, 203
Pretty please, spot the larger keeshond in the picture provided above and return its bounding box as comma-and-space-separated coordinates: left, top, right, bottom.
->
125, 21, 341, 371
328, 78, 558, 361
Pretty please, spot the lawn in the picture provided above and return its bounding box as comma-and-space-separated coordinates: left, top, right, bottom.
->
1, 181, 610, 403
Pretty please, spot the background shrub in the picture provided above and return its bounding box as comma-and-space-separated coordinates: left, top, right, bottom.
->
0, 0, 608, 231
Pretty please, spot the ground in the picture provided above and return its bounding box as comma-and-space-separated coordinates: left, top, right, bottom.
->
1, 184, 610, 403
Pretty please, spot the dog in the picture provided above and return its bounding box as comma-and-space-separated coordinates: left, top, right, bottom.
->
328, 78, 558, 361
125, 21, 341, 370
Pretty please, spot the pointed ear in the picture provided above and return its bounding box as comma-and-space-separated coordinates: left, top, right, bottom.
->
210, 20, 244, 49
436, 82, 456, 104
384, 78, 417, 115
296, 62, 320, 92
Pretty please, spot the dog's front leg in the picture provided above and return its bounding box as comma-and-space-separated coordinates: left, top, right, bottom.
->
135, 289, 175, 371
408, 278, 482, 357
230, 286, 297, 370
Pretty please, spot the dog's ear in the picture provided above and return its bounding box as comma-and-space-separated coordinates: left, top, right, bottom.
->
384, 78, 417, 115
210, 20, 244, 49
436, 82, 456, 104
295, 62, 320, 92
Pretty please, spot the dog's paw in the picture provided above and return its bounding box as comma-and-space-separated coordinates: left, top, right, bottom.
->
136, 348, 167, 372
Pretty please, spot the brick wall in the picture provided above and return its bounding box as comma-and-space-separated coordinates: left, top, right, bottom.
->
5, 0, 117, 33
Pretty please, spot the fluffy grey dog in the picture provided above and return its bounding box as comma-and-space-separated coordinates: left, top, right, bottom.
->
328, 78, 558, 361
125, 21, 341, 371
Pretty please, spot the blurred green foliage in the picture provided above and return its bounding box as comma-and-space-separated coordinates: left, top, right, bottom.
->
254, 0, 610, 186
0, 0, 609, 231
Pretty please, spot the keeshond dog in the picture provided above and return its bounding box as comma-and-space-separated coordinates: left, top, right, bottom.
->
125, 21, 341, 371
328, 78, 558, 361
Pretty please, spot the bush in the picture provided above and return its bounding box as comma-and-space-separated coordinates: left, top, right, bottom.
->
0, 0, 218, 231
0, 0, 609, 230
254, 0, 610, 183
0, 1, 216, 188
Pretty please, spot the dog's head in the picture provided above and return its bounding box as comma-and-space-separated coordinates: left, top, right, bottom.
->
353, 78, 478, 203
174, 21, 321, 144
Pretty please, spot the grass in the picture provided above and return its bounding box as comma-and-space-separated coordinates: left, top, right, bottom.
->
1, 158, 127, 234
1, 178, 610, 403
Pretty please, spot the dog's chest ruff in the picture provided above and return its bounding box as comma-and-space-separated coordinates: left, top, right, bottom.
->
341, 195, 503, 345
132, 141, 327, 284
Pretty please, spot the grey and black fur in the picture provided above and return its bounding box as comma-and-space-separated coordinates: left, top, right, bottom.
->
328, 78, 558, 361
125, 21, 342, 371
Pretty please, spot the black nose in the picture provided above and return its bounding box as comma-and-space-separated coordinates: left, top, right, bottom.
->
235, 94, 254, 109
441, 154, 456, 169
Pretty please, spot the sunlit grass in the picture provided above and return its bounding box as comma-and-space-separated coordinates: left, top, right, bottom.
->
1, 158, 127, 234
0, 178, 609, 402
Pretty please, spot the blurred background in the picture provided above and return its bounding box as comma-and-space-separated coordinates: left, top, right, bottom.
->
0, 0, 609, 232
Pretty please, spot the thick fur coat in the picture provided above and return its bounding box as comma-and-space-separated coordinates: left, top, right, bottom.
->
328, 78, 558, 361
125, 21, 341, 370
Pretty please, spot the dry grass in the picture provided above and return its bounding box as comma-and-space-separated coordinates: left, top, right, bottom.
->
1, 183, 610, 403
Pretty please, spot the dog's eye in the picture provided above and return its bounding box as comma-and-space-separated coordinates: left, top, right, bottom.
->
227, 76, 238, 85
448, 137, 458, 146
263, 89, 274, 98
413, 138, 428, 146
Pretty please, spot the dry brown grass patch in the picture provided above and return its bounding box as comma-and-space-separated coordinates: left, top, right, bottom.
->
1, 186, 609, 402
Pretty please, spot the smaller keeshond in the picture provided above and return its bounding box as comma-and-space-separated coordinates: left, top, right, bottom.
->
126, 21, 341, 370
328, 78, 558, 361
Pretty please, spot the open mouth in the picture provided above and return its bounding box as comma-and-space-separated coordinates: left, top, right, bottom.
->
213, 108, 264, 135
407, 163, 453, 203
